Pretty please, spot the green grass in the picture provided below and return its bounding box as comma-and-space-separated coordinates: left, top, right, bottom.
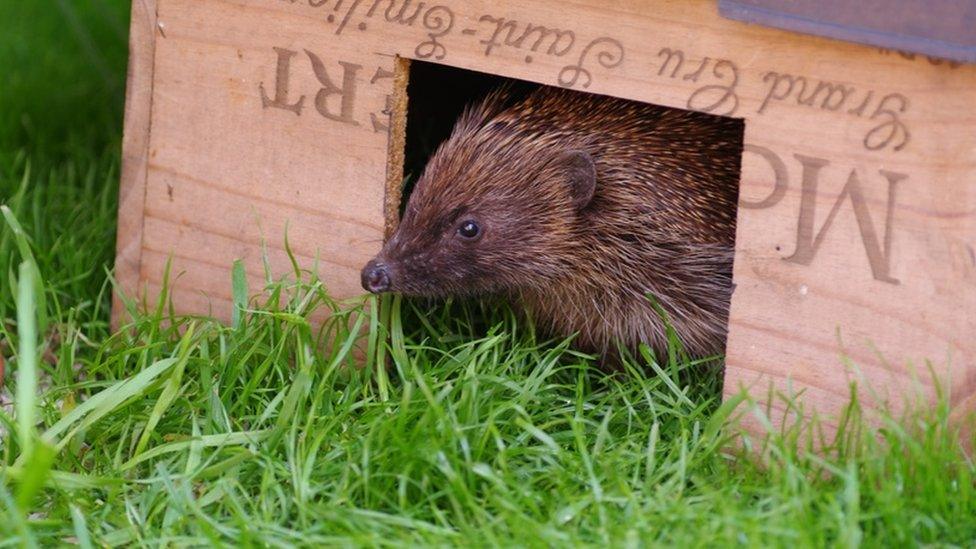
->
1, 1, 974, 546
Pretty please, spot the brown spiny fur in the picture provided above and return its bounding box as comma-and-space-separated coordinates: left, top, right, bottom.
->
364, 85, 742, 363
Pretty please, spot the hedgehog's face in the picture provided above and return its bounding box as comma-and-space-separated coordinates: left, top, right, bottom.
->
360, 149, 596, 298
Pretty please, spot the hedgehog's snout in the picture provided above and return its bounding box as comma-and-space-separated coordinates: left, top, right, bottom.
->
361, 259, 392, 294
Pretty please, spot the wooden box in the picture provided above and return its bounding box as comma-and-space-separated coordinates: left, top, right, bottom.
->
115, 0, 976, 437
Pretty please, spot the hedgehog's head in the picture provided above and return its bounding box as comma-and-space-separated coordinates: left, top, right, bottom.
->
360, 106, 596, 298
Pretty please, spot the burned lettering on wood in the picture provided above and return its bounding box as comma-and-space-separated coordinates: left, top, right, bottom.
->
758, 71, 910, 152
558, 37, 624, 88
287, 0, 456, 60
260, 47, 305, 116
270, 1, 625, 88
657, 47, 684, 78
260, 47, 402, 130
863, 93, 910, 152
787, 156, 905, 284
799, 81, 854, 110
369, 65, 395, 133
653, 47, 740, 116
415, 6, 454, 59
365, 0, 425, 27
743, 146, 908, 285
476, 15, 575, 61
686, 59, 739, 115
738, 144, 788, 210
307, 51, 362, 125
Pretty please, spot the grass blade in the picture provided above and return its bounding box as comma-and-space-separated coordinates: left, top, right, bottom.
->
3, 206, 47, 334
14, 439, 55, 511
15, 261, 38, 457
40, 357, 180, 450
70, 504, 95, 549
231, 259, 247, 330
133, 324, 196, 457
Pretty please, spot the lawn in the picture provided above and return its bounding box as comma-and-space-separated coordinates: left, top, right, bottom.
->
1, 1, 974, 546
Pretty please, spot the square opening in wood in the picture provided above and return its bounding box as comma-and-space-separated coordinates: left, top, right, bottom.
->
388, 59, 744, 359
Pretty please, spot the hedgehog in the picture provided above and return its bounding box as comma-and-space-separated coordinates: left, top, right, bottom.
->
361, 85, 742, 364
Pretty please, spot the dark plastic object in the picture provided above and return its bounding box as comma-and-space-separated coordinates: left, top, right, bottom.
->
719, 0, 976, 64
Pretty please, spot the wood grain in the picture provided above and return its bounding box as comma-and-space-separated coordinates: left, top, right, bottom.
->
116, 0, 976, 436
384, 57, 410, 236
113, 0, 158, 329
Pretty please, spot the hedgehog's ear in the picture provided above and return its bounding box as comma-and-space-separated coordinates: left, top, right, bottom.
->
558, 150, 596, 211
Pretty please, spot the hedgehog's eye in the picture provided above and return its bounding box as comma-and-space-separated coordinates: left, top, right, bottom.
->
457, 220, 481, 240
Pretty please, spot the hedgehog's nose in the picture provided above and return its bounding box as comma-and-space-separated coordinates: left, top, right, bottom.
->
361, 260, 391, 293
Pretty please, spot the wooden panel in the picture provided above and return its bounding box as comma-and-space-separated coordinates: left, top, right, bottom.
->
134, 0, 395, 314
116, 0, 976, 435
113, 0, 157, 327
